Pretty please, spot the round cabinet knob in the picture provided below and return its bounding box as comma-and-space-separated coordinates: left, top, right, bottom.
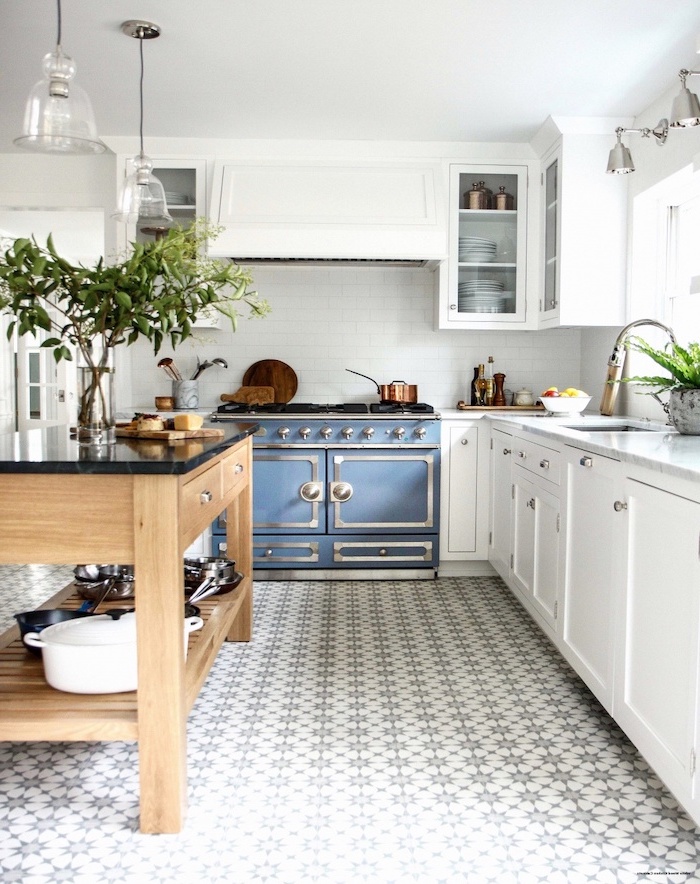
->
277, 426, 290, 439
461, 437, 469, 446
264, 548, 274, 558
613, 500, 628, 512
450, 304, 457, 311
341, 426, 354, 439
518, 450, 526, 459
299, 481, 322, 501
393, 426, 406, 440
332, 482, 354, 502
299, 426, 311, 439
234, 463, 244, 474
320, 425, 333, 439
362, 426, 375, 439
503, 448, 512, 455
415, 427, 427, 439
379, 548, 388, 556
199, 490, 213, 504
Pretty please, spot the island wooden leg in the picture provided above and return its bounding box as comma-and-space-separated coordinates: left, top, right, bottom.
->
133, 475, 188, 834
226, 456, 253, 643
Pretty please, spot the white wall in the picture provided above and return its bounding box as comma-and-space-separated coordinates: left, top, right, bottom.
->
580, 58, 700, 421
124, 265, 582, 412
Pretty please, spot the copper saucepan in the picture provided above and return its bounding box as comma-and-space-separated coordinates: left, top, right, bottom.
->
346, 369, 418, 404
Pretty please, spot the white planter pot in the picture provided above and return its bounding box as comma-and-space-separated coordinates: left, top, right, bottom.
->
669, 389, 700, 435
25, 612, 203, 694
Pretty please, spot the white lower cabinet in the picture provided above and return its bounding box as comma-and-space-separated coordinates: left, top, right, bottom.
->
560, 446, 623, 713
615, 470, 700, 814
511, 462, 560, 634
497, 429, 562, 637
488, 426, 513, 580
486, 427, 700, 826
439, 419, 490, 569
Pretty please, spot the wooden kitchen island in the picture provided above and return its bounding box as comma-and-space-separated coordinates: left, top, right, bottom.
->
0, 421, 257, 834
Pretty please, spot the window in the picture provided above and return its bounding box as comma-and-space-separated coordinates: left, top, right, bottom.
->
667, 192, 700, 337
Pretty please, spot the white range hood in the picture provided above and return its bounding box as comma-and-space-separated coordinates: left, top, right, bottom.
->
208, 160, 448, 267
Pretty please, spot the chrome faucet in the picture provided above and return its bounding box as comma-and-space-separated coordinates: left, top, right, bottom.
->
599, 318, 676, 415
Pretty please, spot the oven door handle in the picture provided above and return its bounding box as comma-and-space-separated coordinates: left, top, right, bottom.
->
299, 481, 324, 502
330, 481, 354, 502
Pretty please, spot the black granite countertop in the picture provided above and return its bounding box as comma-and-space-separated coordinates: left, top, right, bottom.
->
0, 421, 259, 475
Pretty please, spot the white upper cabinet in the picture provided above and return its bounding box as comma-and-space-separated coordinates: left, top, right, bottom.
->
534, 119, 628, 328
437, 163, 539, 329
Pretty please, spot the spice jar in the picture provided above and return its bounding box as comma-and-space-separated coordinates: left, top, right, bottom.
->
464, 182, 487, 210
478, 181, 493, 209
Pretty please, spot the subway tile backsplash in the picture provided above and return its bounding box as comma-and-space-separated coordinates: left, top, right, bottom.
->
123, 267, 583, 411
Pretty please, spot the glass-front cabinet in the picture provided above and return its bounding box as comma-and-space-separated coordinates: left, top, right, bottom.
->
439, 163, 530, 328
543, 152, 559, 317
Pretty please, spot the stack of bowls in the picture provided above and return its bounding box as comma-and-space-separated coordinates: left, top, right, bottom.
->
459, 236, 497, 263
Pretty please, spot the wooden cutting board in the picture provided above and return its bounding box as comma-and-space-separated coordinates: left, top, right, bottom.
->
116, 427, 225, 440
242, 360, 298, 403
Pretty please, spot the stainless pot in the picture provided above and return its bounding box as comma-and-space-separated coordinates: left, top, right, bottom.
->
346, 369, 418, 404
73, 564, 135, 601
24, 611, 203, 694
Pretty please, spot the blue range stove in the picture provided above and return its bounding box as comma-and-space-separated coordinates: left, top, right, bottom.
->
211, 402, 441, 579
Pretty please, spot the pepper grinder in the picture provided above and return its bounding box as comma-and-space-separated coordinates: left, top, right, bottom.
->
493, 373, 506, 407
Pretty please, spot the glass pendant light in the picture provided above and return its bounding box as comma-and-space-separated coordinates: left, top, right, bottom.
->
14, 0, 105, 153
113, 21, 172, 227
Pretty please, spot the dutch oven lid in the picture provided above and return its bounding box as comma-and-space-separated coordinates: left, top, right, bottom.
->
36, 612, 136, 646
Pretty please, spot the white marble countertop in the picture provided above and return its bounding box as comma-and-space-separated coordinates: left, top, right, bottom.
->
480, 411, 700, 483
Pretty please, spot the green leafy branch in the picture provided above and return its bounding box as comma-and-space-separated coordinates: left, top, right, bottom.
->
0, 218, 270, 364
621, 336, 700, 392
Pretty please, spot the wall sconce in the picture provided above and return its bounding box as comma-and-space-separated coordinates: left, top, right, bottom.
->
607, 61, 700, 173
14, 0, 105, 153
606, 119, 668, 175
113, 21, 172, 227
670, 69, 700, 128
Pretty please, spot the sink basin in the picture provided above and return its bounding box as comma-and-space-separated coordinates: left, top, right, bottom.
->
563, 423, 667, 433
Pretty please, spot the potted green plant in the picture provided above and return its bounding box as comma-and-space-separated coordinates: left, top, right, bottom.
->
0, 220, 269, 441
623, 336, 700, 434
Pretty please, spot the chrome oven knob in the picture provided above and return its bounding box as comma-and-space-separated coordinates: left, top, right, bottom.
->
299, 426, 311, 439
277, 426, 290, 439
320, 425, 333, 439
341, 426, 354, 439
393, 426, 406, 440
362, 426, 375, 439
414, 427, 427, 439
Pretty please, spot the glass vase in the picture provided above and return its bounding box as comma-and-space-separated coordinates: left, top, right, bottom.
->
76, 342, 116, 443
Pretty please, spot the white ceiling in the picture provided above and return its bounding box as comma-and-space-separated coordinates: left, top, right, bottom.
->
2, 0, 700, 153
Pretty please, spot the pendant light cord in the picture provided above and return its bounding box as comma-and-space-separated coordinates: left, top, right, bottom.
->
56, 0, 62, 47
138, 32, 145, 157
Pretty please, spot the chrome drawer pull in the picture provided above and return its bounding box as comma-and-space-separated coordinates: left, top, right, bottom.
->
503, 448, 512, 455
613, 500, 627, 512
300, 481, 323, 502
330, 481, 353, 502
539, 459, 550, 469
518, 451, 526, 459
461, 438, 469, 445
580, 456, 593, 468
199, 490, 213, 504
234, 463, 244, 474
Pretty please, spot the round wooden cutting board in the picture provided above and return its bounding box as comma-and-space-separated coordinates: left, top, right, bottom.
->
242, 360, 298, 403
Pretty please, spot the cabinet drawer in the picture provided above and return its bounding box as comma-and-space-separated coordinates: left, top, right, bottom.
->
181, 461, 223, 540
512, 436, 561, 485
222, 449, 247, 498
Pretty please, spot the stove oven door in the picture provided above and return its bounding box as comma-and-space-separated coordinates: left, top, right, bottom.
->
329, 449, 437, 533
253, 449, 327, 533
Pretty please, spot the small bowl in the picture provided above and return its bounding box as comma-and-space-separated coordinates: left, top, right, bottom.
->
15, 609, 97, 657
539, 395, 592, 415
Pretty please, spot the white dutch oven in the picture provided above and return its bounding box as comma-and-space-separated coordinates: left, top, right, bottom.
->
24, 611, 203, 694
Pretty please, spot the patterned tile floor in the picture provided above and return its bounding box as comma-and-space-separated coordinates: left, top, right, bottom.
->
0, 567, 699, 883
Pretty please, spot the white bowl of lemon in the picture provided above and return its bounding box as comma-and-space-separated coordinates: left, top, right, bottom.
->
539, 387, 591, 414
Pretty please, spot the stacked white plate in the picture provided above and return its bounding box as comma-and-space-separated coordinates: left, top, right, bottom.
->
165, 192, 192, 205
459, 236, 497, 263
458, 279, 507, 313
